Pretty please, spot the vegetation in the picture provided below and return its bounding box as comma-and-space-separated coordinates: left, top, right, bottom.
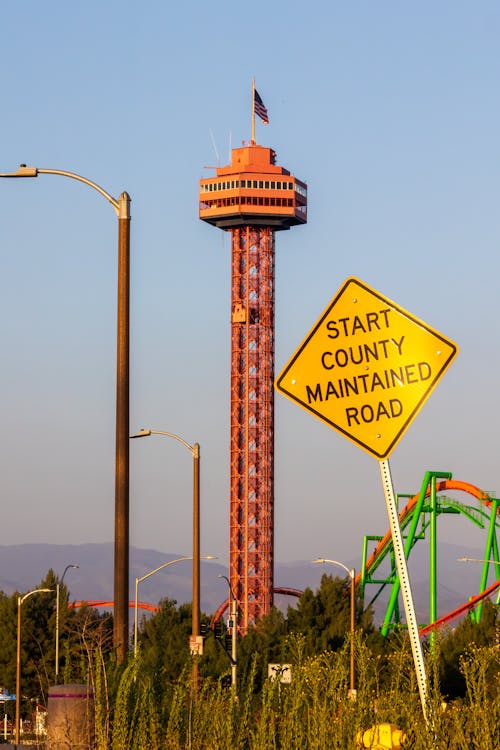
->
0, 569, 112, 727
0, 571, 499, 748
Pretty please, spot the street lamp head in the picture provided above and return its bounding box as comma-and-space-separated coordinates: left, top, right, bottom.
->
0, 165, 38, 178
129, 429, 152, 438
60, 563, 79, 586
218, 573, 237, 599
312, 558, 355, 578
19, 588, 53, 605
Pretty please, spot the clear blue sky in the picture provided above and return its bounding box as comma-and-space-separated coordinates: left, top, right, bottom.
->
1, 2, 498, 574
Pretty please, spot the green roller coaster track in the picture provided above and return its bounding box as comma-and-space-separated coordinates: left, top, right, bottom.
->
358, 470, 500, 636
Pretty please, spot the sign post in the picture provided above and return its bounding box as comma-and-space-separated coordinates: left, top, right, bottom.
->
276, 277, 458, 720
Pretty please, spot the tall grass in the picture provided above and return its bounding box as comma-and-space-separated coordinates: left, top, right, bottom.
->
98, 636, 500, 749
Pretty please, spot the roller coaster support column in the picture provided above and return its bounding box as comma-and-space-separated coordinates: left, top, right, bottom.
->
379, 459, 428, 722
475, 497, 500, 623
381, 470, 452, 637
429, 474, 438, 647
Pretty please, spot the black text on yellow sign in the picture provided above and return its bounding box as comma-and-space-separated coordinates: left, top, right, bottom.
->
275, 277, 458, 459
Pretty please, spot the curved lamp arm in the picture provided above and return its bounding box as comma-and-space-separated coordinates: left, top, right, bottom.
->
0, 165, 126, 215
130, 428, 198, 457
313, 558, 355, 578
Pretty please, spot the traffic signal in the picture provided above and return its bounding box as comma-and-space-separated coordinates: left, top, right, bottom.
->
213, 620, 223, 638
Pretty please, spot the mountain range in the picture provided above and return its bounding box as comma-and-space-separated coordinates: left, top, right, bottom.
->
0, 541, 491, 626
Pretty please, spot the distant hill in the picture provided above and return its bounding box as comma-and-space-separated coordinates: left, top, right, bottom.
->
0, 541, 491, 625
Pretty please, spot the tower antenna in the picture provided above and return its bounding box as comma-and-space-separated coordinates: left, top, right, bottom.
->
251, 78, 256, 144
209, 129, 220, 165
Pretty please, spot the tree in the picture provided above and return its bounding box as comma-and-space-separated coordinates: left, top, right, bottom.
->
286, 573, 374, 655
138, 598, 193, 684
0, 569, 111, 718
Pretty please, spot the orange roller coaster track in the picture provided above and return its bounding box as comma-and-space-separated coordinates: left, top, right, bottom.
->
70, 601, 159, 613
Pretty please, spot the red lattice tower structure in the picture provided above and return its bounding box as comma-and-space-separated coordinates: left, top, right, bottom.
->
199, 142, 307, 632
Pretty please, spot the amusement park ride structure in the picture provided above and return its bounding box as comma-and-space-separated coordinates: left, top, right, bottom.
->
359, 470, 500, 634
199, 138, 307, 633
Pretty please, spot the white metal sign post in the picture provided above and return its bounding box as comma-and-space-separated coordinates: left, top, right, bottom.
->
379, 458, 429, 720
276, 277, 459, 721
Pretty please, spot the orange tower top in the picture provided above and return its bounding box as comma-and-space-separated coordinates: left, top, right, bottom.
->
199, 143, 307, 231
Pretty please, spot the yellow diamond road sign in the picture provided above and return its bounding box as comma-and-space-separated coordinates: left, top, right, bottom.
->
275, 277, 458, 459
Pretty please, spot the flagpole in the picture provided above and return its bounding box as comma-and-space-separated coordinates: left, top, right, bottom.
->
251, 78, 256, 144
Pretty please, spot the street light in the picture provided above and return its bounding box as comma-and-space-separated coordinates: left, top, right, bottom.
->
134, 555, 216, 657
55, 564, 79, 682
16, 588, 52, 745
218, 574, 238, 697
313, 558, 356, 697
130, 429, 203, 661
0, 165, 131, 664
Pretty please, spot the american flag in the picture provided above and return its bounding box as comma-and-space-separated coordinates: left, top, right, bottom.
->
254, 89, 269, 124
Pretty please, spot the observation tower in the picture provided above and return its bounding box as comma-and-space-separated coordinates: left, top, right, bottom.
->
199, 91, 307, 632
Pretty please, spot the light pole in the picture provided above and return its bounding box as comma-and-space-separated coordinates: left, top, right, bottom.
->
0, 165, 131, 664
313, 558, 356, 697
16, 588, 52, 745
218, 574, 238, 697
55, 564, 79, 683
133, 555, 215, 657
130, 429, 204, 662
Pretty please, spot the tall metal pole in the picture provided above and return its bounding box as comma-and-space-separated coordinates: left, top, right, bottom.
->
134, 575, 140, 658
230, 591, 238, 696
349, 570, 356, 697
313, 558, 356, 696
55, 564, 79, 682
192, 443, 201, 692
0, 167, 131, 664
130, 430, 210, 678
15, 597, 22, 746
114, 193, 131, 663
133, 556, 198, 657
218, 574, 238, 698
15, 589, 52, 745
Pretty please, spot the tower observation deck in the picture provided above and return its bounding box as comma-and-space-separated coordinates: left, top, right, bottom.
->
199, 142, 307, 632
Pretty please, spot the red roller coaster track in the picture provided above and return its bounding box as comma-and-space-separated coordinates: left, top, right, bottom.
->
419, 577, 500, 635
